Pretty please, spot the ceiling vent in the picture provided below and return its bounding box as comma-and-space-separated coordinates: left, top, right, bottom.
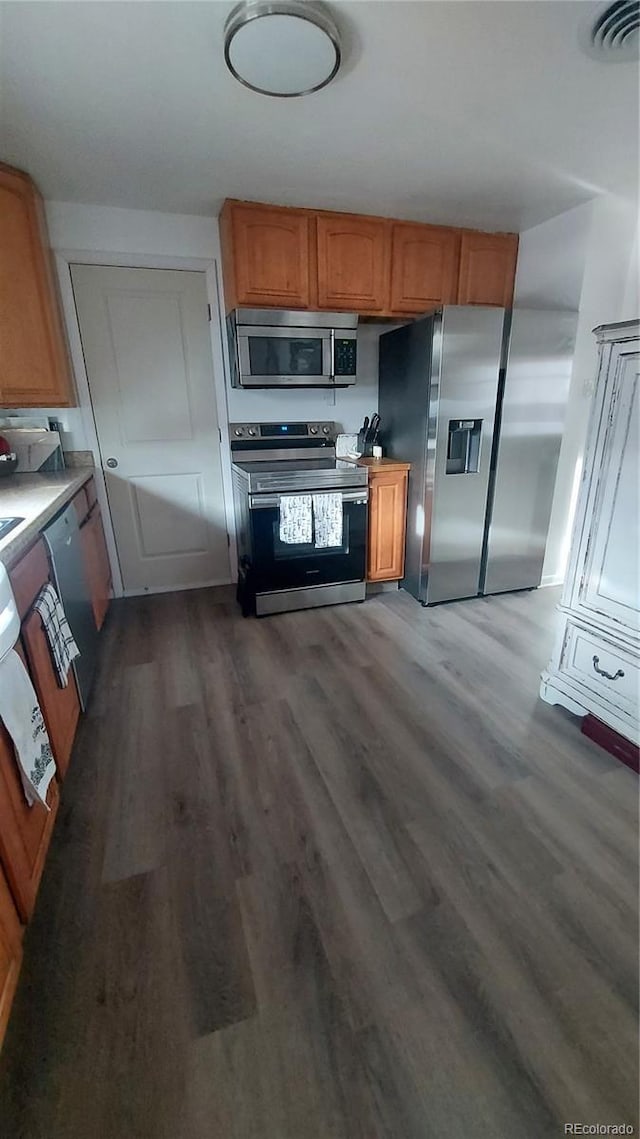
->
580, 0, 640, 60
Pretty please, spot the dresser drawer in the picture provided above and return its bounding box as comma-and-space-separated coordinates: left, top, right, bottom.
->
559, 621, 638, 716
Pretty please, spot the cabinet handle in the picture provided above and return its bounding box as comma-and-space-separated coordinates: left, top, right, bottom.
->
79, 501, 98, 530
592, 655, 624, 682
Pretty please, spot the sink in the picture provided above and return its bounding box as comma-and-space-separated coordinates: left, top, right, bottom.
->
0, 517, 24, 540
0, 561, 20, 662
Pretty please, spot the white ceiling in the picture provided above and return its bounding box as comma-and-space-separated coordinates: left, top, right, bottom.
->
1, 1, 638, 231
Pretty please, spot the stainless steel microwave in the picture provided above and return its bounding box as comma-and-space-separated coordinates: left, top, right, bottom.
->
227, 308, 358, 388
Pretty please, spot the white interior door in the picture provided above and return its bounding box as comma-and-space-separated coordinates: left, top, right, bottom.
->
71, 264, 230, 593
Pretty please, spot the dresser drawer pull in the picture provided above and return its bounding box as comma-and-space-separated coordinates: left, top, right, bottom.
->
592, 655, 624, 682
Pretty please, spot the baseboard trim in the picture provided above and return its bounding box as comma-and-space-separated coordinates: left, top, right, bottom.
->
540, 573, 565, 588
122, 578, 234, 598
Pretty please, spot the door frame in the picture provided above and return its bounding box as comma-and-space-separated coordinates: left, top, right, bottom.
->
54, 249, 236, 597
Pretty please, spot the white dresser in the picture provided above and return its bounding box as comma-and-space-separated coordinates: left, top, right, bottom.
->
541, 319, 639, 745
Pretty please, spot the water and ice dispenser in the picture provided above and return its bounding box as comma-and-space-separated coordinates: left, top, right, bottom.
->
446, 419, 482, 475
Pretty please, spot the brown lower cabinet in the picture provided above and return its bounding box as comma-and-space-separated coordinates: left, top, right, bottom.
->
79, 499, 112, 631
21, 607, 81, 780
0, 863, 23, 1047
9, 537, 82, 780
0, 719, 59, 924
0, 475, 112, 1048
350, 459, 411, 583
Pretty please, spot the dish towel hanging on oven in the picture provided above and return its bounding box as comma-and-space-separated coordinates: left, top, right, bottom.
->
279, 494, 313, 545
0, 649, 56, 809
33, 583, 80, 687
313, 492, 343, 549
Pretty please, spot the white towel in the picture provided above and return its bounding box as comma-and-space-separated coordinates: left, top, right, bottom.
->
279, 494, 312, 545
33, 583, 79, 687
313, 493, 344, 549
0, 649, 56, 809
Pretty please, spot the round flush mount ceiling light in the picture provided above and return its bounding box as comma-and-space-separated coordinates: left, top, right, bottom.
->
224, 1, 342, 97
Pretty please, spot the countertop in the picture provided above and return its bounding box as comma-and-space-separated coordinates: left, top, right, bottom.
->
340, 456, 412, 472
0, 469, 94, 568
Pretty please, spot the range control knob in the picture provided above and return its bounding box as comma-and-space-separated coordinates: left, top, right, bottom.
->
322, 425, 330, 434
248, 428, 257, 437
234, 428, 244, 436
309, 425, 318, 435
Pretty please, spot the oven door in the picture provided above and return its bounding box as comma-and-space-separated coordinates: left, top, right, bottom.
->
248, 488, 368, 592
237, 326, 333, 386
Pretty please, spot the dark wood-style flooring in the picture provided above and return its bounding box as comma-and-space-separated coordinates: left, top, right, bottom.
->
0, 585, 637, 1138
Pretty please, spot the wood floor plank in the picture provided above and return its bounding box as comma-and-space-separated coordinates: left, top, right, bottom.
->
0, 584, 637, 1137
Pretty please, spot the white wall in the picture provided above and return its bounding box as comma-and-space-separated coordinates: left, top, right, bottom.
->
513, 201, 592, 312
46, 200, 218, 260
525, 193, 639, 584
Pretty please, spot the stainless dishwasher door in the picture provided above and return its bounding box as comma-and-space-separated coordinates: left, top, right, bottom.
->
43, 502, 99, 710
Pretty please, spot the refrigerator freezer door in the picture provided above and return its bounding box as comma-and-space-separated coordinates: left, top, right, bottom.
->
426, 306, 505, 604
482, 309, 578, 595
378, 315, 436, 603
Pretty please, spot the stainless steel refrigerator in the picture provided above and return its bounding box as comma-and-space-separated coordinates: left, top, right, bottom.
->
378, 305, 578, 605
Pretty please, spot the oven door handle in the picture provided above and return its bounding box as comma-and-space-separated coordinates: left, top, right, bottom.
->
249, 489, 369, 509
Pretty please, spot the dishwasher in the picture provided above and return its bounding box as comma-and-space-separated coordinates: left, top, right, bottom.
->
43, 502, 99, 709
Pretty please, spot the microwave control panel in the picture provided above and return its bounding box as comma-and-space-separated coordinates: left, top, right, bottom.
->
334, 337, 357, 377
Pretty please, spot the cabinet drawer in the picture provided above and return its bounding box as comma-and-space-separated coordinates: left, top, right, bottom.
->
559, 622, 638, 715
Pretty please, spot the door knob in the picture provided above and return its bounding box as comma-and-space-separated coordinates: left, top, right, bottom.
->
106, 457, 118, 468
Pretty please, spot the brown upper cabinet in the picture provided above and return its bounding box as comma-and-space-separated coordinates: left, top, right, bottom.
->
218, 198, 518, 317
0, 163, 74, 407
316, 213, 389, 313
390, 223, 460, 314
220, 200, 311, 311
457, 230, 519, 307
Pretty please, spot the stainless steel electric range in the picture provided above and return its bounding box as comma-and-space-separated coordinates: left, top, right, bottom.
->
230, 421, 368, 616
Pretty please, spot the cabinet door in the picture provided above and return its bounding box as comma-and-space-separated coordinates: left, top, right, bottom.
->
457, 230, 519, 306
222, 202, 311, 310
80, 503, 112, 631
569, 339, 639, 636
21, 610, 81, 780
0, 861, 23, 1050
390, 223, 459, 314
367, 470, 408, 581
9, 538, 50, 621
316, 213, 390, 312
0, 163, 74, 407
0, 721, 59, 922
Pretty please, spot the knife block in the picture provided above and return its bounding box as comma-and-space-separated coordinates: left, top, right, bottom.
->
357, 431, 374, 457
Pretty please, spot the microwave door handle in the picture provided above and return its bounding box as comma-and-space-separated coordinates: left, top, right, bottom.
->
326, 330, 335, 381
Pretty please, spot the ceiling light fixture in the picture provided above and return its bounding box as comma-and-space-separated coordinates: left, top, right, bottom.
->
224, 0, 342, 97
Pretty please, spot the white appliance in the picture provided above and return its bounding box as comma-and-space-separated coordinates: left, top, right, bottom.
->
541, 319, 639, 745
